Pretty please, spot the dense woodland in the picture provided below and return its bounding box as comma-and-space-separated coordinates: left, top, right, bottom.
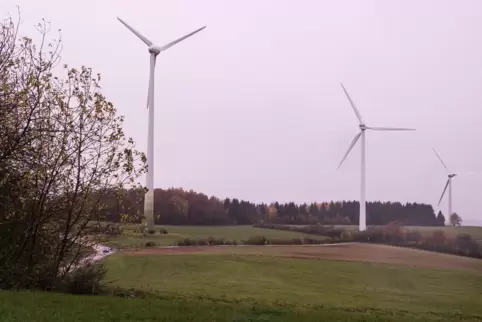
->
103, 188, 446, 226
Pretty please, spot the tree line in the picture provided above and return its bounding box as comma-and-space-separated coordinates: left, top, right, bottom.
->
103, 188, 446, 226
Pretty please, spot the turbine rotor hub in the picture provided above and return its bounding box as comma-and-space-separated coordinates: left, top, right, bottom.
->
359, 124, 367, 130
449, 173, 457, 178
148, 45, 161, 55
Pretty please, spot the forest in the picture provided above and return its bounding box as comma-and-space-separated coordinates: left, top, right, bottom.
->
102, 188, 446, 226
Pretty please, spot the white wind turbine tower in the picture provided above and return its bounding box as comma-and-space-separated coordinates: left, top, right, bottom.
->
337, 83, 415, 231
117, 17, 206, 231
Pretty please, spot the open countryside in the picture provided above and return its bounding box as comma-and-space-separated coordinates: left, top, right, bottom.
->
3, 1, 482, 322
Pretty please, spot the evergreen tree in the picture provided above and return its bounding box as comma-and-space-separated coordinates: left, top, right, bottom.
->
436, 211, 446, 226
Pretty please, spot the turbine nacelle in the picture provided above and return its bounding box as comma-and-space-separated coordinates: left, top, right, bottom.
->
448, 173, 457, 178
148, 45, 162, 55
359, 124, 367, 130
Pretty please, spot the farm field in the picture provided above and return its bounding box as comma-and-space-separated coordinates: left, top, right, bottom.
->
103, 224, 482, 249
123, 243, 482, 272
104, 224, 326, 248
3, 244, 482, 321
104, 243, 482, 320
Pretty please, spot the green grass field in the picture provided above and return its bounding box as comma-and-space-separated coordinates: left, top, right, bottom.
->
3, 243, 482, 321
103, 224, 482, 249
105, 225, 326, 248
1, 290, 457, 322
104, 252, 482, 314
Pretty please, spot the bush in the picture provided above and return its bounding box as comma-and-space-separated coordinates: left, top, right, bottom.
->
158, 228, 168, 234
57, 263, 106, 295
340, 231, 353, 242
207, 236, 225, 246
454, 234, 481, 257
147, 229, 156, 235
144, 241, 156, 247
405, 230, 422, 243
291, 238, 302, 245
269, 238, 293, 245
177, 238, 197, 246
352, 229, 384, 243
196, 239, 208, 246
428, 230, 447, 245
243, 236, 267, 245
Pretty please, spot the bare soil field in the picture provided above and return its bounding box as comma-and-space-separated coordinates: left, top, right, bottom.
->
124, 243, 482, 273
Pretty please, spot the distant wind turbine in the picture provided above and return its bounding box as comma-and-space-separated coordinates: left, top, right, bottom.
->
432, 149, 478, 217
337, 83, 415, 231
117, 17, 206, 231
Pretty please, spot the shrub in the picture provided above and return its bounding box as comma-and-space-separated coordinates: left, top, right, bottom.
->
196, 239, 208, 246
331, 237, 341, 243
324, 229, 343, 239
144, 241, 156, 247
454, 234, 481, 257
158, 228, 168, 234
243, 236, 267, 245
207, 236, 225, 246
405, 230, 422, 243
57, 263, 106, 295
340, 231, 353, 242
177, 238, 197, 246
428, 230, 447, 245
291, 238, 303, 245
303, 237, 326, 245
269, 238, 293, 245
352, 229, 384, 243
147, 229, 156, 235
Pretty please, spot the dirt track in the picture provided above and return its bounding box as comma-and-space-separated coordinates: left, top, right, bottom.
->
123, 243, 482, 273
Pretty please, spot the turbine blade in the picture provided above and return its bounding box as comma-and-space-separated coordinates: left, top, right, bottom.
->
366, 126, 416, 131
438, 179, 450, 206
340, 83, 364, 125
454, 171, 480, 176
337, 132, 362, 170
159, 26, 206, 52
117, 17, 153, 46
432, 148, 449, 171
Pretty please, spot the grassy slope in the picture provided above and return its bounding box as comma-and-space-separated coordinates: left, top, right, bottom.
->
104, 253, 482, 317
106, 225, 325, 248
0, 290, 461, 322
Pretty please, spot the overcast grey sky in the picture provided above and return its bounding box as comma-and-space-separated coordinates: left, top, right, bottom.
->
4, 0, 482, 224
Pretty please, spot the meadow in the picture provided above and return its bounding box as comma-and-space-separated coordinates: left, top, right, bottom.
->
3, 243, 482, 321
104, 251, 482, 313
104, 224, 328, 248
103, 224, 482, 249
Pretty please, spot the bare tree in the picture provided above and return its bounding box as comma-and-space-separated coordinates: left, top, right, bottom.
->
449, 212, 462, 227
0, 12, 146, 289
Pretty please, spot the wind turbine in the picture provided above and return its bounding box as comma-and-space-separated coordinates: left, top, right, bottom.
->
117, 17, 206, 232
337, 83, 415, 231
432, 148, 472, 217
